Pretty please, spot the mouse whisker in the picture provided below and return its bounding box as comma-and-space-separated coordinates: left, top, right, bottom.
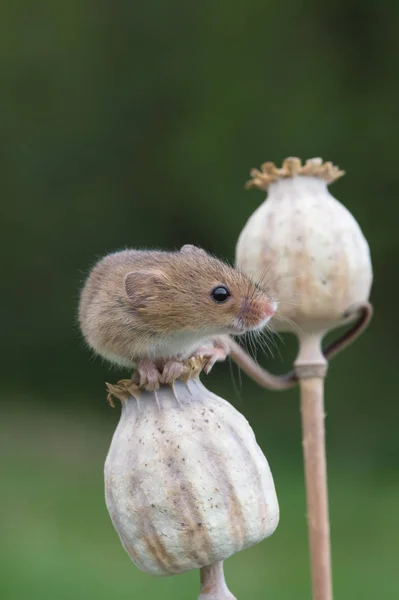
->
252, 327, 275, 360
276, 299, 303, 307
242, 332, 260, 366
228, 355, 244, 402
273, 314, 304, 335
255, 329, 276, 359
261, 326, 285, 361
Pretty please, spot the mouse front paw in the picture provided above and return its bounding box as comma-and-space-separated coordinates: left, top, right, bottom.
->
137, 358, 162, 391
196, 337, 230, 374
161, 359, 185, 384
202, 347, 228, 374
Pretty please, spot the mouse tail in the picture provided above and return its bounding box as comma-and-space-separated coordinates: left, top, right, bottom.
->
227, 302, 373, 391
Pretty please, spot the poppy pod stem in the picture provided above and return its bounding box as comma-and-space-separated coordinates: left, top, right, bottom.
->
199, 561, 237, 600
295, 333, 331, 600
236, 157, 374, 600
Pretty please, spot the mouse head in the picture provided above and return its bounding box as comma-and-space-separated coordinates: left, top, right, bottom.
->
124, 245, 277, 337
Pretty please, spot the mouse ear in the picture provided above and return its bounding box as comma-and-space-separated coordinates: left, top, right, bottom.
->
124, 270, 165, 306
180, 244, 208, 256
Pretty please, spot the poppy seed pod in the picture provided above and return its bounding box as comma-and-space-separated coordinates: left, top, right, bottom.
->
236, 157, 373, 337
104, 360, 279, 598
234, 157, 374, 600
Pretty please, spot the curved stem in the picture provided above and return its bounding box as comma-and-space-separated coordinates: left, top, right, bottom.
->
295, 335, 332, 600
198, 562, 237, 600
228, 301, 372, 391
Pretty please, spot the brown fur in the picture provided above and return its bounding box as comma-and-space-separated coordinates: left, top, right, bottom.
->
78, 246, 275, 367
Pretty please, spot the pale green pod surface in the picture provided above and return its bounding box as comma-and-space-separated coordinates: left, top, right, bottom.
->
104, 379, 279, 576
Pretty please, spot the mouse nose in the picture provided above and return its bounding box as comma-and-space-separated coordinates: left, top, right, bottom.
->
239, 296, 277, 330
255, 300, 276, 325
262, 300, 277, 319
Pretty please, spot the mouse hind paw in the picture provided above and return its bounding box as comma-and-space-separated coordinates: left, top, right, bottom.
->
161, 359, 185, 384
136, 358, 162, 391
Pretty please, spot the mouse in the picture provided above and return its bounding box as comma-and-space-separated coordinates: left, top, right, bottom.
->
78, 244, 279, 390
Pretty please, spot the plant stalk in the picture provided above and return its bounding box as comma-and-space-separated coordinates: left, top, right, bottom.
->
296, 334, 332, 600
198, 561, 237, 600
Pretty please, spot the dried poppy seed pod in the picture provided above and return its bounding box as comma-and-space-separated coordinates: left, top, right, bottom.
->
105, 360, 279, 599
235, 157, 374, 600
236, 157, 373, 337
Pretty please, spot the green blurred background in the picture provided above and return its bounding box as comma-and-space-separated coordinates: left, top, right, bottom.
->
1, 1, 398, 599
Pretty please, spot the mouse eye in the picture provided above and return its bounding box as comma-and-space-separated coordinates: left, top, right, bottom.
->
211, 286, 231, 303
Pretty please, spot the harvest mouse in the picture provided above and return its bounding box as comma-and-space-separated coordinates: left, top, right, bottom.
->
79, 244, 278, 389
